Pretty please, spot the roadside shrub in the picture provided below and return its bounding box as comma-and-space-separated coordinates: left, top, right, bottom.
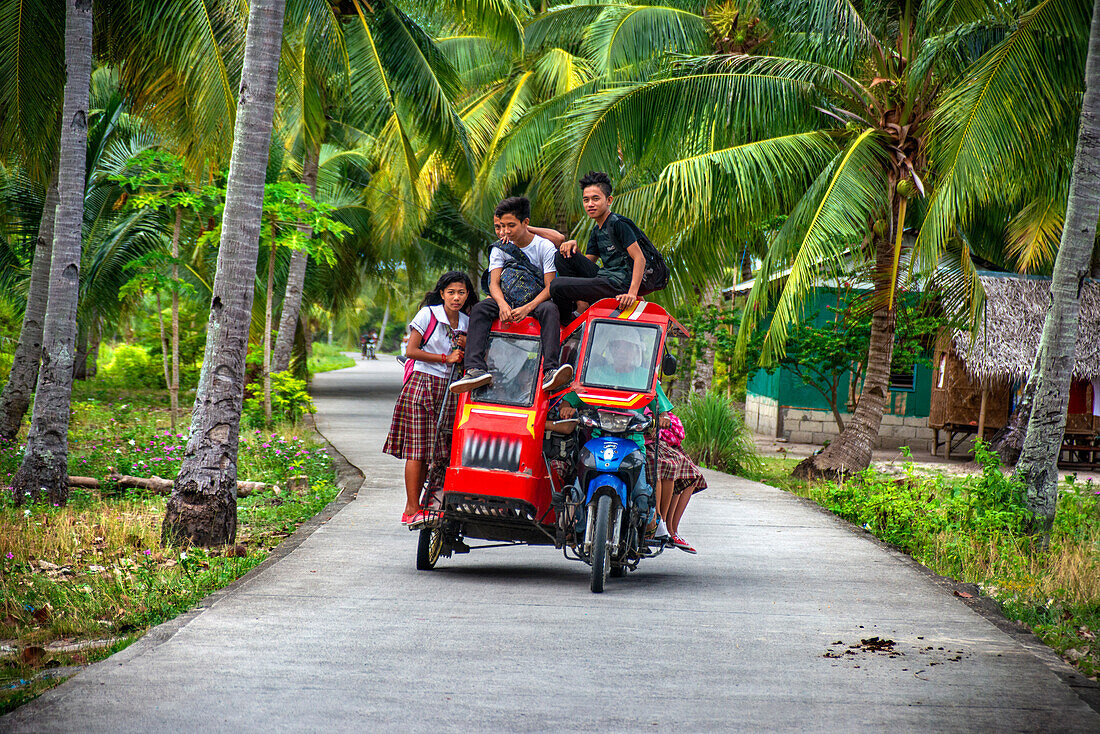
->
679, 391, 762, 476
100, 344, 163, 388
243, 371, 315, 428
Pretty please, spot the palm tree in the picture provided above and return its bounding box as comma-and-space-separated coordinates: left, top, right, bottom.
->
0, 0, 243, 441
271, 0, 483, 371
1013, 0, 1100, 533
9, 0, 94, 505
516, 1, 1030, 477
164, 0, 289, 546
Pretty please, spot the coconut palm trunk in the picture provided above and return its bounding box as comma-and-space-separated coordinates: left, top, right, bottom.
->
163, 0, 287, 546
170, 205, 182, 433
1015, 0, 1100, 535
272, 143, 319, 373
9, 0, 93, 506
0, 160, 59, 441
263, 230, 277, 422
794, 203, 900, 480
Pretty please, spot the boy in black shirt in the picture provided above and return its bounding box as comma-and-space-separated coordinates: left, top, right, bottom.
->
548, 171, 648, 318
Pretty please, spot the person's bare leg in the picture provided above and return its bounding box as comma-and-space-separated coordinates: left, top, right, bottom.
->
668, 489, 693, 536
659, 477, 674, 520
404, 459, 427, 515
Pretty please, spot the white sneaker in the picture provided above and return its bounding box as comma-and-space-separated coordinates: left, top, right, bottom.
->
654, 518, 670, 540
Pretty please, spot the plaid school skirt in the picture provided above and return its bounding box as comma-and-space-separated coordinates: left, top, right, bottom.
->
383, 371, 458, 463
655, 441, 707, 495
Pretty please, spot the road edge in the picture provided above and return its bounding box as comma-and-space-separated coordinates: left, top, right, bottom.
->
0, 425, 365, 720
749, 473, 1100, 716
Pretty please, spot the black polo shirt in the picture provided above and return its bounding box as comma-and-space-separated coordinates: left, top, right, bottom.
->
585, 212, 640, 290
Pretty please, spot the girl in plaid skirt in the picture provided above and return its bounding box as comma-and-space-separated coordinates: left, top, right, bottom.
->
384, 272, 477, 525
648, 411, 706, 554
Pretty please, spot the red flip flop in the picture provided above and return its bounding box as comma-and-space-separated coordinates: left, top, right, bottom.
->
402, 510, 429, 528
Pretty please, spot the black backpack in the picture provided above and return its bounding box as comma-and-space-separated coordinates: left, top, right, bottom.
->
480, 240, 546, 308
609, 214, 669, 295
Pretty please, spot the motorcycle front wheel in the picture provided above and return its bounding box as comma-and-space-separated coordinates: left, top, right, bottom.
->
590, 495, 612, 593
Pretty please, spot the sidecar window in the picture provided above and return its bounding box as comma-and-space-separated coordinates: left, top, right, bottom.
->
471, 333, 542, 407
581, 320, 661, 393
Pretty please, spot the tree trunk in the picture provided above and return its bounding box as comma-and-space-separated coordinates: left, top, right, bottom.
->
1015, 0, 1100, 535
993, 350, 1041, 464
263, 237, 276, 423
0, 157, 60, 441
86, 318, 99, 378
171, 206, 182, 433
9, 0, 93, 506
156, 290, 171, 409
272, 144, 319, 373
163, 0, 287, 546
72, 318, 89, 380
794, 207, 899, 480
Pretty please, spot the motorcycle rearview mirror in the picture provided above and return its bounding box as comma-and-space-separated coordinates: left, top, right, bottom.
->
661, 353, 677, 376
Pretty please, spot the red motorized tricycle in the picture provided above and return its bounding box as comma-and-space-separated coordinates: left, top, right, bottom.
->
413, 299, 688, 593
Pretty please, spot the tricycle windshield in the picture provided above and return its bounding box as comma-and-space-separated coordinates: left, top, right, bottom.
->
580, 320, 662, 393
471, 333, 541, 407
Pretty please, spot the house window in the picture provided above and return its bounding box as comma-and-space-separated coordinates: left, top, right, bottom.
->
889, 366, 916, 392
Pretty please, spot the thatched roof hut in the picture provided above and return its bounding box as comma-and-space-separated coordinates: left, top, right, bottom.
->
951, 272, 1100, 384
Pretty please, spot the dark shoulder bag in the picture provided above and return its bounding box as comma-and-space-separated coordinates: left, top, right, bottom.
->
611, 214, 669, 295
479, 240, 546, 308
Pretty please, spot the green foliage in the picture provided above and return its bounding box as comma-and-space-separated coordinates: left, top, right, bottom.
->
307, 342, 355, 374
679, 391, 762, 476
0, 297, 20, 383
99, 345, 163, 389
243, 371, 315, 429
0, 398, 339, 710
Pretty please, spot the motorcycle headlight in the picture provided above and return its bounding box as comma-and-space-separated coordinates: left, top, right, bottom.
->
596, 410, 634, 433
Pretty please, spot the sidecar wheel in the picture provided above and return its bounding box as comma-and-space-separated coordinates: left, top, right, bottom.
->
416, 526, 443, 570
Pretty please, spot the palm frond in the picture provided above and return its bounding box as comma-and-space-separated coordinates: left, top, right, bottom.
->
738, 128, 887, 364
544, 69, 823, 212
0, 0, 64, 179
1005, 196, 1064, 274
650, 131, 839, 231
437, 35, 513, 92
101, 0, 244, 172
759, 0, 883, 71
914, 0, 1089, 274
581, 4, 712, 74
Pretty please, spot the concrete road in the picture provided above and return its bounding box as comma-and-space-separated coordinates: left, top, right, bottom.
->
5, 358, 1099, 733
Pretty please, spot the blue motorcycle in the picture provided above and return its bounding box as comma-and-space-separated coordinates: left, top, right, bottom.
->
570, 407, 664, 592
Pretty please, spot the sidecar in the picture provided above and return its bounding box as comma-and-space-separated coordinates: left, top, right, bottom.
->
412, 298, 689, 594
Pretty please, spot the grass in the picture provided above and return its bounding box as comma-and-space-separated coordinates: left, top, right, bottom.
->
750, 448, 1100, 681
0, 381, 340, 713
308, 342, 356, 374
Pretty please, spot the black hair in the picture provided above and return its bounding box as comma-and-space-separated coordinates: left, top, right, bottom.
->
423, 270, 478, 315
578, 171, 613, 197
493, 196, 531, 221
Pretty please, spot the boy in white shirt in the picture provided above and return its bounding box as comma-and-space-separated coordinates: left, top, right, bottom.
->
451, 196, 573, 394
